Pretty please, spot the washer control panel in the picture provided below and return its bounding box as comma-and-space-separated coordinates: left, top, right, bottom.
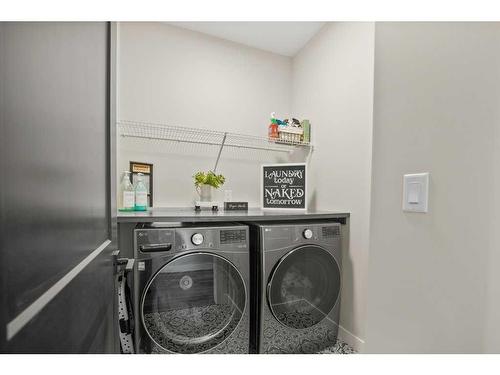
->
135, 229, 175, 254
177, 226, 249, 251
220, 229, 247, 245
135, 225, 249, 255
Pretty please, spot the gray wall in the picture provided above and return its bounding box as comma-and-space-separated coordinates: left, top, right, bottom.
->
291, 22, 375, 351
365, 22, 500, 353
0, 22, 117, 353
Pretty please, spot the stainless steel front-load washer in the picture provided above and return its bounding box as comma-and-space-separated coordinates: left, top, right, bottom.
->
133, 223, 250, 354
249, 221, 342, 354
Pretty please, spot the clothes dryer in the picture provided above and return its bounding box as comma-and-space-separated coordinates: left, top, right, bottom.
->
249, 221, 342, 354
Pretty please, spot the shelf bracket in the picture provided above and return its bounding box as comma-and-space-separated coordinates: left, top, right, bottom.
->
213, 132, 227, 172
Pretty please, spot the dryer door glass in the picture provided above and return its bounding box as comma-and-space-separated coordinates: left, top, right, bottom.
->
267, 245, 341, 329
142, 253, 246, 353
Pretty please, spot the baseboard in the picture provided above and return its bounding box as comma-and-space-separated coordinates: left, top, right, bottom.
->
338, 325, 365, 353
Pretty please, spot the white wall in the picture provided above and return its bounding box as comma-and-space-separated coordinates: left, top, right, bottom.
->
484, 95, 500, 352
117, 22, 293, 206
292, 22, 375, 350
364, 22, 500, 353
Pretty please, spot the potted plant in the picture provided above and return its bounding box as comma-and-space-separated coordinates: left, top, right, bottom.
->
193, 171, 226, 202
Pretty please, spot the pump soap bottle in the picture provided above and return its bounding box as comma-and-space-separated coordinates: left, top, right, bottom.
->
119, 171, 135, 211
134, 173, 148, 211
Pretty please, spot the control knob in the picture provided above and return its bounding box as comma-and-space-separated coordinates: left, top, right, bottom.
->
191, 233, 204, 246
303, 229, 313, 239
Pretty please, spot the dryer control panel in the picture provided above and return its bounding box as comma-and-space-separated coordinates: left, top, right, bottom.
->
261, 222, 341, 250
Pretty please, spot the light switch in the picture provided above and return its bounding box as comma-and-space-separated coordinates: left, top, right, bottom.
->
407, 182, 421, 204
403, 173, 429, 213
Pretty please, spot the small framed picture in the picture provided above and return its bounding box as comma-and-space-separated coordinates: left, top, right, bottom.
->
130, 161, 153, 207
261, 163, 307, 210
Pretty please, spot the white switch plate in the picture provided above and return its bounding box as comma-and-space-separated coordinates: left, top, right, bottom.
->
402, 173, 429, 213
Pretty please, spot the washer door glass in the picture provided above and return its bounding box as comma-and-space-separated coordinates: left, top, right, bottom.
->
142, 253, 246, 353
267, 245, 341, 329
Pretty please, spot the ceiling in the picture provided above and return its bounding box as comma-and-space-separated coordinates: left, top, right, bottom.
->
167, 22, 325, 57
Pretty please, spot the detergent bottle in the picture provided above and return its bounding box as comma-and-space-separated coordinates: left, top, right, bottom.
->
268, 112, 279, 140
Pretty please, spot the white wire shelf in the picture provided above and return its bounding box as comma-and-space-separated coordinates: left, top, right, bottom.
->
117, 120, 312, 153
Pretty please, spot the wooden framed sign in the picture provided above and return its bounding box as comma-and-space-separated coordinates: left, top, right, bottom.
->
261, 163, 307, 210
130, 161, 153, 207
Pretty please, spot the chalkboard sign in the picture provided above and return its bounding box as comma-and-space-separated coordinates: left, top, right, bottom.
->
261, 163, 307, 210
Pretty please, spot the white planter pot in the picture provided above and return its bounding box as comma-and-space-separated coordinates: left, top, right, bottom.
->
197, 184, 213, 202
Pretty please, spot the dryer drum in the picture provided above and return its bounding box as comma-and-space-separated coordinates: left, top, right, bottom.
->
267, 245, 341, 329
141, 252, 246, 353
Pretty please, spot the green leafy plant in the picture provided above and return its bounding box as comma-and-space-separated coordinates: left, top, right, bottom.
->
193, 171, 226, 189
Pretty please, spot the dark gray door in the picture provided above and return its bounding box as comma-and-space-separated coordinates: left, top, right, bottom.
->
0, 22, 117, 353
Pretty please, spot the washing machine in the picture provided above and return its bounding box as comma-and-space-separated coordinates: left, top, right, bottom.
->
249, 221, 342, 354
133, 223, 250, 354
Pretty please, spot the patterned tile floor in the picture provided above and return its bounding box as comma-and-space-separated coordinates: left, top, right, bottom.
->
143, 303, 356, 354
318, 340, 356, 354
